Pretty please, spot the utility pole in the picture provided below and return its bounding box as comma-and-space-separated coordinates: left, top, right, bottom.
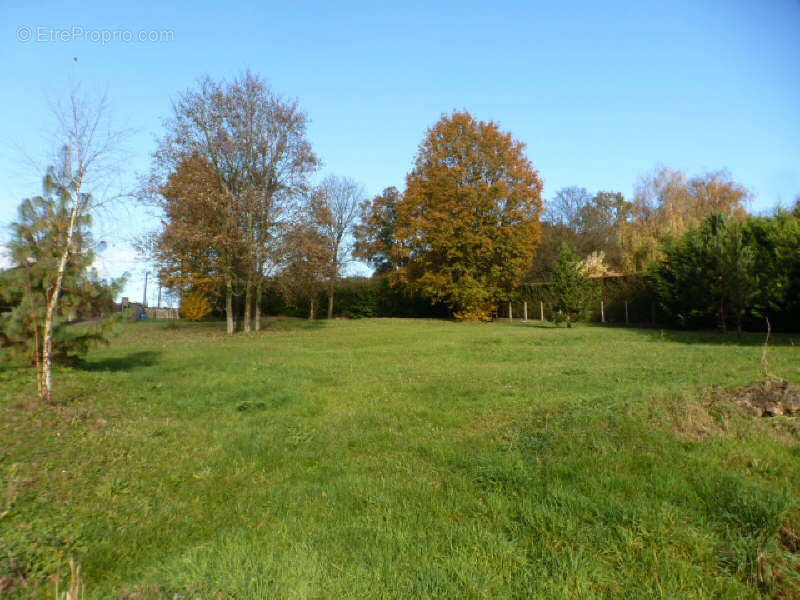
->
142, 271, 149, 307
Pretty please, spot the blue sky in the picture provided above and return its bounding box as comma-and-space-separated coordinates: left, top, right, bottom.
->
1, 1, 799, 303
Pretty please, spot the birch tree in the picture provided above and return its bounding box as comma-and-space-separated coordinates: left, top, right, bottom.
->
34, 87, 126, 402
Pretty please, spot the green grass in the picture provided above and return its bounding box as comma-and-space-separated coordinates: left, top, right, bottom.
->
2, 318, 800, 598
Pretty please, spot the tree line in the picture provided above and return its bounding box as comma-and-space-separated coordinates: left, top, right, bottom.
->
141, 72, 799, 331
145, 75, 544, 325
2, 71, 799, 402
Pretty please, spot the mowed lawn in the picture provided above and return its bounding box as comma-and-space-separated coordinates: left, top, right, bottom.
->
2, 319, 800, 598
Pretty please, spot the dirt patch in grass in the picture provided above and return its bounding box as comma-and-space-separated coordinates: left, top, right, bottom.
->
729, 379, 800, 418
668, 381, 800, 443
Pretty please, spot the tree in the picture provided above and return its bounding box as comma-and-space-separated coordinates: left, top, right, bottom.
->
149, 71, 317, 334
545, 187, 592, 235
651, 214, 757, 332
577, 191, 631, 269
311, 176, 364, 319
0, 180, 121, 379
621, 167, 749, 272
707, 216, 756, 333
354, 186, 402, 274
547, 243, 594, 327
532, 189, 630, 280
179, 290, 213, 321
278, 210, 330, 319
25, 87, 126, 402
394, 111, 543, 320
149, 153, 243, 324
743, 210, 800, 331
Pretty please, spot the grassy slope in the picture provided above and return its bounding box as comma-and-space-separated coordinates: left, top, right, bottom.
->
2, 319, 799, 598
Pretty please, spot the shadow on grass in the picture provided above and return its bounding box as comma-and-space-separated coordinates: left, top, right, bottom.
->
76, 350, 162, 372
514, 322, 558, 329
258, 317, 328, 332
608, 324, 798, 347
508, 319, 798, 346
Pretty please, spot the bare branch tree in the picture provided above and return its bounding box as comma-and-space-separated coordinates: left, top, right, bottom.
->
311, 176, 364, 319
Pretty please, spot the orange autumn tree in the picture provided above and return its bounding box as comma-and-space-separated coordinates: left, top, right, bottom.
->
152, 153, 244, 318
393, 111, 543, 320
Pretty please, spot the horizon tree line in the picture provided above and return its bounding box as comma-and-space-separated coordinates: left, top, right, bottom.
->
2, 72, 799, 402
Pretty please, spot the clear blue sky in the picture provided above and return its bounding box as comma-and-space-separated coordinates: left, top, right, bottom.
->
1, 1, 799, 303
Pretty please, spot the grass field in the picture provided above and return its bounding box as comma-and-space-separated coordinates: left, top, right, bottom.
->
2, 318, 800, 598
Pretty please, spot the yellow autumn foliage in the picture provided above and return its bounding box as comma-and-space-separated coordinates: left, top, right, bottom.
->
180, 291, 213, 321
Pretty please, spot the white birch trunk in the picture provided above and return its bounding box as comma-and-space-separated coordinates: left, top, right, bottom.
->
40, 198, 79, 402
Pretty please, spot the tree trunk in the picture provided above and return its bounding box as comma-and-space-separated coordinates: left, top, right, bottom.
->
327, 283, 335, 320
225, 279, 235, 335
254, 279, 262, 331
309, 296, 315, 320
243, 278, 252, 333
40, 199, 79, 402
736, 312, 743, 336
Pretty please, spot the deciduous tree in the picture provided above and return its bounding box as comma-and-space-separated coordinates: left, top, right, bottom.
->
354, 186, 402, 274
621, 167, 749, 271
150, 153, 243, 326
279, 208, 330, 319
311, 176, 364, 319
149, 72, 317, 333
394, 111, 543, 320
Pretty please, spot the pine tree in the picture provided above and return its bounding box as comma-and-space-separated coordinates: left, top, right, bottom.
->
651, 214, 757, 332
0, 174, 121, 391
548, 243, 594, 327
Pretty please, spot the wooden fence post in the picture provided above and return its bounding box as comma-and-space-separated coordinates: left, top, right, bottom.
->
540, 301, 544, 321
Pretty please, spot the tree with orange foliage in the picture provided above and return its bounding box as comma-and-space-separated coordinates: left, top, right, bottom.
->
393, 112, 543, 320
151, 153, 244, 326
278, 209, 329, 319
150, 72, 318, 334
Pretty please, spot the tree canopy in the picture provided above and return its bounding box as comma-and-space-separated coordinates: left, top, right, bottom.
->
393, 111, 543, 320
